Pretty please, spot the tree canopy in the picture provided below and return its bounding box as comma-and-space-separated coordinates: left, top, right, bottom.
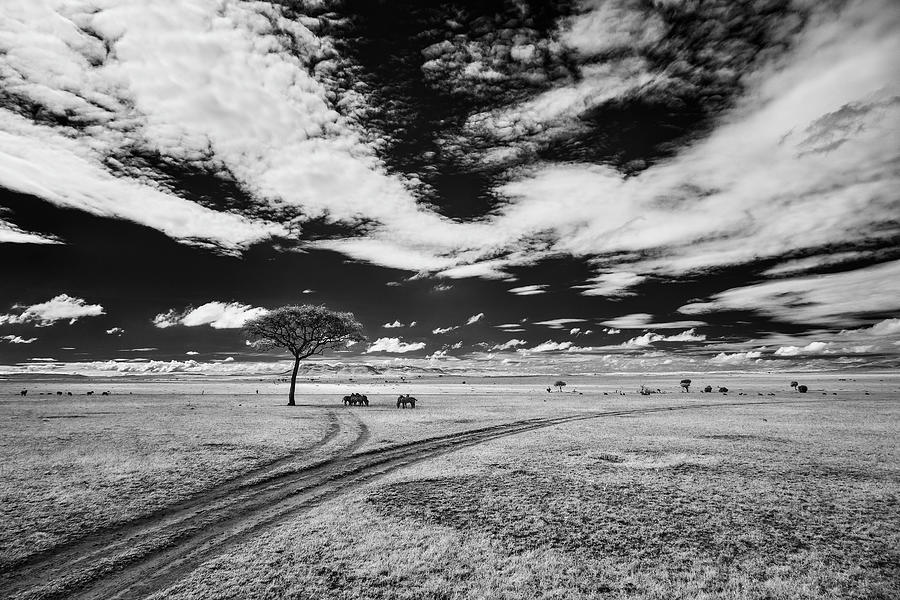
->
244, 305, 365, 405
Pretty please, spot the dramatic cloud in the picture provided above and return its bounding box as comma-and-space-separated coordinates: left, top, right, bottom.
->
0, 294, 104, 326
152, 302, 268, 329
680, 261, 900, 326
366, 337, 426, 354
1, 335, 37, 344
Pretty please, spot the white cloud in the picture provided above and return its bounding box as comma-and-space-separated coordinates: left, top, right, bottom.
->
679, 261, 900, 326
185, 351, 199, 356
105, 327, 124, 336
601, 313, 706, 330
710, 351, 764, 366
490, 339, 527, 351
534, 318, 585, 329
432, 325, 459, 335
152, 301, 268, 329
774, 341, 832, 356
0, 218, 60, 245
0, 294, 104, 326
603, 328, 621, 335
570, 328, 581, 335
366, 337, 426, 354
466, 312, 485, 325
508, 284, 547, 296
1, 335, 37, 344
521, 340, 573, 353
301, 289, 315, 294
869, 318, 900, 336
574, 272, 645, 297
382, 320, 403, 328
621, 329, 706, 348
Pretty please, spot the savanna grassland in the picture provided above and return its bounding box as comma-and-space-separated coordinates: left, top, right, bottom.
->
1, 373, 898, 599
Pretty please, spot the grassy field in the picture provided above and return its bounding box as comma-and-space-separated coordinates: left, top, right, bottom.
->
1, 373, 898, 598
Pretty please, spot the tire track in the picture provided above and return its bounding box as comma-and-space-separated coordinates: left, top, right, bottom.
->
4, 398, 817, 600
2, 408, 366, 595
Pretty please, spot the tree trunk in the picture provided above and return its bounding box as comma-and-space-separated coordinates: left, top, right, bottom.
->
288, 355, 300, 406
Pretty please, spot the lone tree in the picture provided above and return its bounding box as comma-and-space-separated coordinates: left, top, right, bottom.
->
244, 305, 365, 406
790, 381, 799, 390
680, 378, 692, 392
554, 380, 567, 392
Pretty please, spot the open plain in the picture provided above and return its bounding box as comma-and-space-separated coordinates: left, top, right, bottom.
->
0, 372, 897, 599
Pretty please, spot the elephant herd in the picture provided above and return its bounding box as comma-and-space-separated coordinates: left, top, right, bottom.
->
341, 393, 418, 408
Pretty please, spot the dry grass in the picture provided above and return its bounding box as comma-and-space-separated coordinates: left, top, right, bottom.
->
154, 393, 899, 600
0, 392, 334, 566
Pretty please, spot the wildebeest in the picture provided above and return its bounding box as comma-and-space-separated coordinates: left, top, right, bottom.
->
397, 394, 416, 408
57, 391, 63, 396
87, 391, 94, 395
718, 387, 728, 393
101, 391, 110, 396
342, 393, 368, 406
20, 389, 27, 396
703, 385, 713, 393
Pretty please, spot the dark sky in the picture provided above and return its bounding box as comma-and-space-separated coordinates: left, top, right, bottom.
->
1, 0, 898, 374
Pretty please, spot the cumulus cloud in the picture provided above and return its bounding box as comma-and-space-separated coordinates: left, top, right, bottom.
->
366, 337, 426, 354
621, 329, 706, 348
382, 320, 403, 328
466, 312, 485, 325
152, 301, 268, 329
774, 342, 832, 357
710, 351, 764, 366
1, 335, 37, 344
490, 339, 527, 351
0, 294, 104, 326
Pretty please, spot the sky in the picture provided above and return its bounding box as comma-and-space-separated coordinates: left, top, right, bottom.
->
1, 0, 898, 376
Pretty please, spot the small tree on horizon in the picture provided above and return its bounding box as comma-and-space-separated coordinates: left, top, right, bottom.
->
554, 380, 567, 392
244, 305, 365, 406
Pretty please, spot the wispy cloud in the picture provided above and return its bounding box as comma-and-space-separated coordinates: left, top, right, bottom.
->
1, 335, 37, 344
466, 312, 485, 325
507, 284, 547, 296
601, 314, 705, 330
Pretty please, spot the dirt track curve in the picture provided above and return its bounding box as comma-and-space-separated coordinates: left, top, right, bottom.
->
3, 399, 801, 600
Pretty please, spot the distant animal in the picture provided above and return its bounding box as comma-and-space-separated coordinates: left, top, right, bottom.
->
797, 385, 808, 393
20, 389, 27, 396
790, 381, 799, 389
101, 391, 110, 396
67, 392, 72, 396
703, 385, 713, 393
87, 391, 94, 395
397, 394, 417, 409
718, 387, 728, 393
680, 379, 691, 392
57, 391, 63, 396
343, 393, 369, 406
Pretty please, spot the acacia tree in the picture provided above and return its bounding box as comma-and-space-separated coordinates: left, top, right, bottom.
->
244, 305, 365, 406
554, 380, 567, 392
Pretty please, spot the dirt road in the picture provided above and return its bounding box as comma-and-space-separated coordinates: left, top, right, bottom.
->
2, 399, 802, 600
